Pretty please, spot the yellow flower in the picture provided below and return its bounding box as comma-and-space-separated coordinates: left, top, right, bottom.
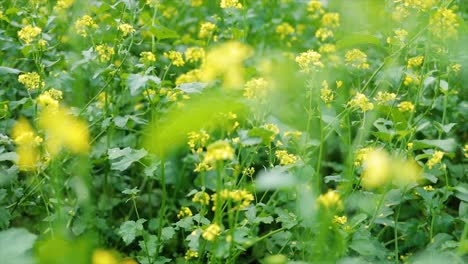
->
184, 47, 205, 63
295, 49, 324, 73
348, 93, 374, 112
199, 22, 216, 39
204, 140, 234, 164
220, 0, 242, 9
200, 41, 252, 89
118, 23, 135, 37
18, 72, 44, 90
243, 77, 269, 100
345, 49, 369, 69
374, 91, 397, 105
139, 51, 156, 64
320, 80, 334, 104
37, 92, 59, 110
177, 207, 193, 219
407, 55, 424, 68
92, 249, 118, 264
184, 249, 199, 260
275, 150, 298, 166
192, 191, 210, 205
387, 29, 408, 45
318, 190, 343, 210
202, 224, 221, 241
423, 185, 434, 191
275, 22, 295, 40
398, 101, 415, 112
75, 15, 98, 37
354, 147, 373, 166
164, 51, 185, 67
315, 27, 334, 41
12, 118, 42, 171
333, 215, 347, 225
429, 8, 459, 39
307, 0, 324, 18
190, 0, 203, 7
427, 151, 444, 169
451, 63, 461, 73
187, 130, 210, 153
403, 74, 420, 86
176, 69, 202, 85
95, 45, 115, 62
318, 44, 336, 54
321, 13, 340, 28
38, 106, 90, 157
54, 0, 74, 11
18, 25, 42, 44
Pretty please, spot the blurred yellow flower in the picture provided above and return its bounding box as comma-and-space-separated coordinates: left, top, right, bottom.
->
192, 191, 210, 205
243, 77, 269, 100
18, 72, 45, 90
199, 22, 216, 39
276, 22, 295, 40
92, 249, 118, 264
200, 41, 252, 89
429, 8, 459, 39
184, 249, 199, 260
407, 55, 424, 68
38, 106, 90, 156
361, 149, 390, 189
12, 118, 42, 171
318, 190, 343, 210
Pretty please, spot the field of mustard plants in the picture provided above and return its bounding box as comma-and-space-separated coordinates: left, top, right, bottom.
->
0, 0, 467, 263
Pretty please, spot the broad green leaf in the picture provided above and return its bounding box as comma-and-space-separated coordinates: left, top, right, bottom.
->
161, 227, 175, 241
0, 66, 21, 75
0, 228, 37, 264
176, 82, 206, 94
127, 74, 161, 96
148, 24, 179, 40
0, 152, 16, 162
413, 138, 457, 152
118, 219, 146, 245
108, 148, 147, 171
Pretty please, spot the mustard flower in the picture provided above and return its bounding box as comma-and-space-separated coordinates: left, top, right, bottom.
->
18, 25, 42, 44
164, 50, 185, 67
18, 72, 44, 90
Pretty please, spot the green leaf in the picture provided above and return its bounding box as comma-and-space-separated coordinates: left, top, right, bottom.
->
108, 148, 147, 171
275, 208, 297, 229
0, 228, 37, 264
161, 227, 175, 241
144, 92, 245, 156
148, 24, 179, 40
118, 219, 146, 245
127, 74, 161, 96
0, 66, 21, 75
413, 138, 457, 152
0, 152, 17, 162
176, 82, 206, 94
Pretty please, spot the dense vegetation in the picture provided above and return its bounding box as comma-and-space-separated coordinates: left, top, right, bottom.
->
0, 0, 467, 263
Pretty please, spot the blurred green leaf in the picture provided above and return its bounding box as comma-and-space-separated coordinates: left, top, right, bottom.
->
127, 74, 161, 96
144, 92, 245, 156
0, 228, 36, 264
413, 139, 457, 152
